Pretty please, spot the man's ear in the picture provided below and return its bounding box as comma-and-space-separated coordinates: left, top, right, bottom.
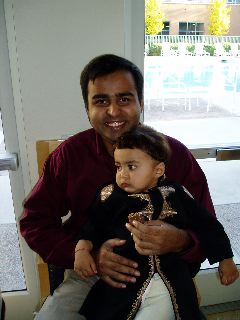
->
155, 162, 165, 178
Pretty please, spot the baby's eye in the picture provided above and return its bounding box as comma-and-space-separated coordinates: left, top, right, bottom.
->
128, 164, 137, 170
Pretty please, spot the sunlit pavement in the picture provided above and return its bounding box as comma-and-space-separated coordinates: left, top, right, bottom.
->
145, 116, 240, 147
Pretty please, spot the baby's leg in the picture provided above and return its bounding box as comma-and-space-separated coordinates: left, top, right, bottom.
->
134, 273, 175, 320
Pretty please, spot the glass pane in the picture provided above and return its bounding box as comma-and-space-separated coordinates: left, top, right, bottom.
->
0, 113, 26, 292
144, 55, 240, 148
144, 52, 240, 271
199, 159, 240, 269
160, 22, 170, 35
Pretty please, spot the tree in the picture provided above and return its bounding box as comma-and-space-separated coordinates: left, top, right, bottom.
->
208, 0, 231, 35
145, 0, 165, 35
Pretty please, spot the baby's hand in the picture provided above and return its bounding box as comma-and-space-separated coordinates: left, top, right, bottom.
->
218, 258, 239, 285
74, 249, 97, 280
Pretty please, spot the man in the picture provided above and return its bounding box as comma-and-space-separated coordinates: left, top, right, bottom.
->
20, 54, 215, 319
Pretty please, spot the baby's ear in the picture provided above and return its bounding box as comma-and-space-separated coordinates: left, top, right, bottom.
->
155, 162, 165, 178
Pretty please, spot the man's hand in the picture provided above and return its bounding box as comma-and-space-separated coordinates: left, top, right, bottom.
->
95, 239, 140, 288
126, 219, 191, 255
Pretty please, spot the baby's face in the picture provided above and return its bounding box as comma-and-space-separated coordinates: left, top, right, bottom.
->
114, 148, 164, 194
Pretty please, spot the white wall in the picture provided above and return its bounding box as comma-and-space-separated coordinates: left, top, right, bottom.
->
4, 0, 144, 187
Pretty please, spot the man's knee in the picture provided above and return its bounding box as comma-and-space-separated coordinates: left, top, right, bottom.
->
35, 271, 98, 319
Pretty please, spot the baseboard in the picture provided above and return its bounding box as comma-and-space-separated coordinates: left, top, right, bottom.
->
200, 300, 240, 316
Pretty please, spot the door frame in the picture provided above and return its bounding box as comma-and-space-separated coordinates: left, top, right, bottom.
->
1, 0, 39, 318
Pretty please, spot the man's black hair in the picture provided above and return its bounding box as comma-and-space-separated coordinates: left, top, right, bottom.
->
114, 124, 172, 165
80, 54, 143, 109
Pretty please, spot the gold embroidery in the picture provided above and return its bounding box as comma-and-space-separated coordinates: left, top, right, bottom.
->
128, 193, 154, 221
100, 184, 114, 201
126, 256, 155, 320
126, 190, 181, 319
158, 186, 177, 219
155, 256, 181, 320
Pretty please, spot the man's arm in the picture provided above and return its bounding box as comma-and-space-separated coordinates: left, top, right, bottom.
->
20, 151, 76, 269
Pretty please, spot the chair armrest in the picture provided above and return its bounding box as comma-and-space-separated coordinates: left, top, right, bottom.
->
36, 255, 51, 304
37, 254, 65, 304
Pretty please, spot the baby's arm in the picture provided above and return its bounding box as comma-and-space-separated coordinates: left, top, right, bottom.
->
74, 240, 97, 279
218, 258, 239, 285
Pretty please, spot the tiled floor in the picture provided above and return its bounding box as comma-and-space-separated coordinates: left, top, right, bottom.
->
0, 224, 25, 292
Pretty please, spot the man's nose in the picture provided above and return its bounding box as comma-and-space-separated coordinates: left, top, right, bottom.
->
107, 102, 121, 117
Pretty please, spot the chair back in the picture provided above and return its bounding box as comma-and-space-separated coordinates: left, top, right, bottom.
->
36, 140, 63, 176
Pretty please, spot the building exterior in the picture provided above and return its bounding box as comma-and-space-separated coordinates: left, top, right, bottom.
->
160, 0, 240, 36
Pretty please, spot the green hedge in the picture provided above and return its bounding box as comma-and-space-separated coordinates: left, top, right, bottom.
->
146, 42, 240, 56
147, 43, 162, 56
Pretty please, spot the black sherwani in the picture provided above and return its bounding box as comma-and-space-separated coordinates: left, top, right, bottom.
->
79, 181, 233, 320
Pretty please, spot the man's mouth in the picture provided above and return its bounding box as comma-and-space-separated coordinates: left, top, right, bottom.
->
105, 121, 125, 128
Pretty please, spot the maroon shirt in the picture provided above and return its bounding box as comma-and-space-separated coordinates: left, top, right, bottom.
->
20, 128, 215, 268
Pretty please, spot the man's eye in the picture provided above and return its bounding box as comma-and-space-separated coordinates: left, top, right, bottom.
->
94, 98, 108, 106
119, 97, 130, 104
115, 165, 121, 171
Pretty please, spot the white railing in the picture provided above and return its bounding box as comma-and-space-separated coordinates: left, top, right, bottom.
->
162, 0, 240, 4
145, 35, 240, 47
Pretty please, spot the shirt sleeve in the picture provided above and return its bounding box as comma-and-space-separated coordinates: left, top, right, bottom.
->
20, 147, 76, 269
77, 192, 111, 249
174, 185, 233, 265
166, 136, 216, 264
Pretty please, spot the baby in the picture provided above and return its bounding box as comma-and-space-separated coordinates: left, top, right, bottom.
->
74, 124, 239, 320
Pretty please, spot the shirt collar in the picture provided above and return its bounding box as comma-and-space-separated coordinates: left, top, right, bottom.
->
95, 130, 112, 159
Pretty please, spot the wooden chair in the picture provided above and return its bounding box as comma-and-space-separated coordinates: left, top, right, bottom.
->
36, 139, 65, 304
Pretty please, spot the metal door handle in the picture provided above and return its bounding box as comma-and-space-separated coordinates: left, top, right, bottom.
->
216, 148, 240, 161
190, 147, 240, 161
0, 153, 18, 171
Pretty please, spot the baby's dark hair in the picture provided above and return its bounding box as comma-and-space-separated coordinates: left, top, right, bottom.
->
114, 125, 171, 164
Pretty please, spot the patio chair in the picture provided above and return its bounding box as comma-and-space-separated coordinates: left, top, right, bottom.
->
144, 66, 163, 110
161, 80, 188, 111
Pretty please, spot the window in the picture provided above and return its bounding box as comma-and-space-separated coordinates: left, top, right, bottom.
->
159, 22, 170, 35
227, 0, 240, 3
179, 22, 204, 35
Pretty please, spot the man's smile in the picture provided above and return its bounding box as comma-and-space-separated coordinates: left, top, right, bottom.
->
105, 121, 125, 128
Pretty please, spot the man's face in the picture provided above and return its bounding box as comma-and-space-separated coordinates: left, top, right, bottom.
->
86, 70, 143, 154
